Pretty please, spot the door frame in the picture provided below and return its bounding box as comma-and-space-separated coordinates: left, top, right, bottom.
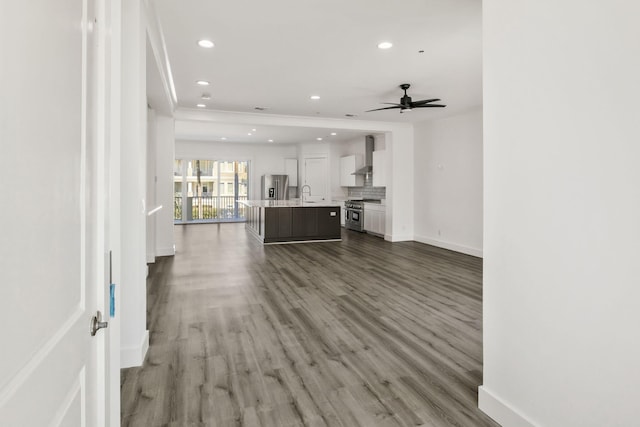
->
105, 0, 123, 425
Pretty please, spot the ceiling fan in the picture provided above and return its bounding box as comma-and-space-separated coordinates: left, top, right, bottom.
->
366, 83, 446, 113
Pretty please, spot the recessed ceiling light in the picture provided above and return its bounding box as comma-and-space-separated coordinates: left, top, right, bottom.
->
198, 39, 215, 48
221, 137, 227, 140
268, 139, 274, 143
310, 95, 320, 100
377, 41, 393, 49
201, 93, 211, 100
330, 132, 337, 136
316, 137, 323, 141
196, 103, 206, 108
252, 128, 256, 132
196, 80, 210, 86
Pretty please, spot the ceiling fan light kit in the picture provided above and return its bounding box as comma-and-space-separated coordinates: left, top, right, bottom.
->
366, 83, 446, 113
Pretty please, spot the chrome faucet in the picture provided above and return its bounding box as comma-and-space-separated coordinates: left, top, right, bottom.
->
300, 185, 311, 203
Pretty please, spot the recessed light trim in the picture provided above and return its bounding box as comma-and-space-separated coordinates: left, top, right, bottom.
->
316, 137, 323, 141
196, 103, 206, 108
221, 137, 227, 140
196, 80, 210, 86
252, 128, 256, 132
377, 41, 393, 49
268, 139, 274, 143
247, 133, 252, 136
330, 132, 337, 136
310, 95, 320, 100
198, 39, 215, 48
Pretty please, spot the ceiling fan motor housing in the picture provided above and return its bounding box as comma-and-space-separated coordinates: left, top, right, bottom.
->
365, 82, 445, 113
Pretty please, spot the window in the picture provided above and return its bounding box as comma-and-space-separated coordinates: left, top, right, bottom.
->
173, 159, 249, 223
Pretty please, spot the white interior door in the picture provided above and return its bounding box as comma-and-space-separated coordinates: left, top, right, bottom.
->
304, 156, 328, 201
0, 0, 109, 425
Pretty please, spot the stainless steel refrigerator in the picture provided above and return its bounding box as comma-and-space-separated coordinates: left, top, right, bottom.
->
261, 174, 290, 200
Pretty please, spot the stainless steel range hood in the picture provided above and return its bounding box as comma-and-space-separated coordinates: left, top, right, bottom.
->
353, 135, 374, 175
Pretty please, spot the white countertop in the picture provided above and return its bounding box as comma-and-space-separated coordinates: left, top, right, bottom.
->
240, 200, 342, 208
346, 198, 386, 206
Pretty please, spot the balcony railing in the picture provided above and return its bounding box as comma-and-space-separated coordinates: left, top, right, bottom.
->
175, 195, 247, 222
174, 196, 183, 220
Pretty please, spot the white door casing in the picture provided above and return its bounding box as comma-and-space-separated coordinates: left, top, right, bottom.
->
0, 0, 111, 425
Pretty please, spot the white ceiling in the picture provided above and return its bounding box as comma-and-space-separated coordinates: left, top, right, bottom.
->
149, 0, 482, 142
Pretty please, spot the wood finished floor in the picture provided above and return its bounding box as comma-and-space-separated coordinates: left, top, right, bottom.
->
121, 223, 497, 427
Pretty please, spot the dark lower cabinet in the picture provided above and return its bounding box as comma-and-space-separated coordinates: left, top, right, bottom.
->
278, 207, 292, 238
265, 207, 292, 239
292, 208, 318, 237
317, 207, 340, 236
264, 206, 341, 243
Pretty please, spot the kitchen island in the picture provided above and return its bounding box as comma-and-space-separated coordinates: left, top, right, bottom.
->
241, 200, 342, 244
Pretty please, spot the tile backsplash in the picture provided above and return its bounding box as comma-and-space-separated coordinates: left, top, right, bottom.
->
347, 174, 386, 199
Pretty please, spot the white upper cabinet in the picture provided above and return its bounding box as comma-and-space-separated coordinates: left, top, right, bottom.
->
285, 158, 298, 186
340, 155, 364, 187
372, 150, 386, 187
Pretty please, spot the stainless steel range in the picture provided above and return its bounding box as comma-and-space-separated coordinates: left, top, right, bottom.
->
345, 200, 364, 232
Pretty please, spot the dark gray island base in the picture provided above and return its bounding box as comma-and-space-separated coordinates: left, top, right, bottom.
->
242, 201, 342, 244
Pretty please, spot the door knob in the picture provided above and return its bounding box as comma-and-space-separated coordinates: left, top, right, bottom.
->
90, 310, 108, 336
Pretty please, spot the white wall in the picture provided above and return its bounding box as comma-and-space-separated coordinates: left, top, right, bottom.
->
175, 140, 297, 200
155, 115, 175, 256
481, 1, 640, 426
145, 110, 175, 261
414, 108, 483, 257
120, 0, 148, 369
146, 108, 157, 263
387, 127, 415, 241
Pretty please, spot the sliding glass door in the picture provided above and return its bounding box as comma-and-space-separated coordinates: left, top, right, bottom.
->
174, 159, 249, 223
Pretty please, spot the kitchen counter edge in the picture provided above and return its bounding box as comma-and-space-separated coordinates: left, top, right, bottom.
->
240, 200, 343, 208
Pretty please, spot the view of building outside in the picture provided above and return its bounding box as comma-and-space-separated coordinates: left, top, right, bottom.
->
174, 159, 249, 222
174, 159, 183, 220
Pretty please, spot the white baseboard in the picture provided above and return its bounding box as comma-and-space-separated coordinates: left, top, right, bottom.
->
414, 234, 483, 258
155, 245, 175, 257
389, 233, 414, 242
120, 330, 149, 369
478, 386, 537, 427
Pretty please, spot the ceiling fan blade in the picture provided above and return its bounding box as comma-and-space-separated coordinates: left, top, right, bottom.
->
365, 105, 402, 112
368, 85, 445, 112
411, 98, 441, 106
414, 104, 446, 108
